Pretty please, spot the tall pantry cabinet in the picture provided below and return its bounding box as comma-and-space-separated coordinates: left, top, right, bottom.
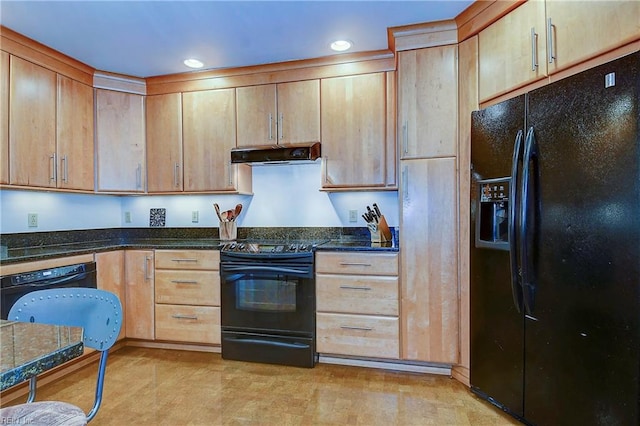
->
397, 44, 460, 364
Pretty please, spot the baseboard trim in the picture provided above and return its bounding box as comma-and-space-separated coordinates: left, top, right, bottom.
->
318, 355, 452, 376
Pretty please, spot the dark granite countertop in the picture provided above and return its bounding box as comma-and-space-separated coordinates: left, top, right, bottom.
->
0, 227, 399, 265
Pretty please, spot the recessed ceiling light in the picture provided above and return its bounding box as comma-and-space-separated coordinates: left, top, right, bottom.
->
330, 40, 352, 52
183, 58, 204, 69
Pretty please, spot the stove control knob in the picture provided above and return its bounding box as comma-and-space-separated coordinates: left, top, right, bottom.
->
289, 244, 297, 252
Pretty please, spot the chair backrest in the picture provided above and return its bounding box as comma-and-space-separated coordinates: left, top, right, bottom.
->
7, 288, 122, 351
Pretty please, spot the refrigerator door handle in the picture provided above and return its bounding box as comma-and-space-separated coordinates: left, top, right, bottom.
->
509, 129, 524, 313
520, 126, 537, 315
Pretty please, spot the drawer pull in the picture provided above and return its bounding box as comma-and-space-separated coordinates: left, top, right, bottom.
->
339, 285, 372, 291
171, 258, 198, 262
171, 280, 199, 285
340, 325, 373, 331
172, 314, 198, 320
339, 262, 372, 267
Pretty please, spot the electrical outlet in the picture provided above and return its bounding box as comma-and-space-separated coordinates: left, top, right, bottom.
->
28, 213, 38, 228
349, 209, 358, 223
124, 211, 132, 223
192, 211, 199, 223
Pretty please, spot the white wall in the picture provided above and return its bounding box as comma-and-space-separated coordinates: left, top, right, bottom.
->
1, 163, 399, 233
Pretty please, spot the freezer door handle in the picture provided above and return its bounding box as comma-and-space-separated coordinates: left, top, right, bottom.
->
520, 127, 537, 315
509, 130, 524, 313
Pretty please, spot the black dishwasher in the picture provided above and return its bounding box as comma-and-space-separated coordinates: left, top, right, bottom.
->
1, 262, 97, 319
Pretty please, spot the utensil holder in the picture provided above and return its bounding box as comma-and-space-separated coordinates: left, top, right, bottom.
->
369, 215, 392, 243
219, 221, 237, 241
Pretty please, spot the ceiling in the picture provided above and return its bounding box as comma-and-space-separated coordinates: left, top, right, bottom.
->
0, 1, 473, 78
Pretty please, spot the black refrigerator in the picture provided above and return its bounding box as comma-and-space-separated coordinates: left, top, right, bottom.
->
470, 51, 639, 425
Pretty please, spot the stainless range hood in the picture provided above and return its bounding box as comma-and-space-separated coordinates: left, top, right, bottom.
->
230, 142, 321, 165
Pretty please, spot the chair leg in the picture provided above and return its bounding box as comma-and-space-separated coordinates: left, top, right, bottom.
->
86, 351, 109, 422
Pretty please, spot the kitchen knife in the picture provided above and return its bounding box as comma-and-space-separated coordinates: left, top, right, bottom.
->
373, 203, 382, 218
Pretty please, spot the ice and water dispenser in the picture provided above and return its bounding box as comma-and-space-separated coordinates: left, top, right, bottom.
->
475, 177, 509, 250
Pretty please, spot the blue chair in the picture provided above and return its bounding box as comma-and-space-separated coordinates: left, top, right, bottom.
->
0, 288, 122, 425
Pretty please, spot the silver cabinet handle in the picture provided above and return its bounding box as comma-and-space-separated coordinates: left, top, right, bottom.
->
530, 27, 538, 71
323, 156, 330, 184
268, 113, 273, 140
339, 262, 372, 267
173, 162, 180, 187
402, 121, 409, 154
278, 112, 284, 140
547, 18, 555, 64
228, 161, 234, 187
171, 280, 199, 284
171, 258, 198, 263
340, 325, 373, 331
61, 155, 68, 183
402, 166, 409, 200
136, 163, 142, 189
50, 153, 57, 182
144, 255, 152, 281
339, 285, 372, 291
172, 314, 198, 320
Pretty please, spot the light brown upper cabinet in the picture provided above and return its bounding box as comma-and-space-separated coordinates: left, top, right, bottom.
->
146, 93, 183, 192
9, 56, 56, 187
478, 0, 547, 102
397, 45, 458, 159
320, 72, 387, 189
0, 51, 9, 184
96, 89, 146, 192
56, 75, 94, 191
236, 80, 320, 147
183, 88, 251, 193
478, 0, 640, 102
545, 1, 640, 74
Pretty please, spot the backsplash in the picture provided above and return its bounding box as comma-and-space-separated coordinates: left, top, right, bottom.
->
0, 163, 399, 234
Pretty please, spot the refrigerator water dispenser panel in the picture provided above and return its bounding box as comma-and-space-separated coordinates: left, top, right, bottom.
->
476, 177, 509, 250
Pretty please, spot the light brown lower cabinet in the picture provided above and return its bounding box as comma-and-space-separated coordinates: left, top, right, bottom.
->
315, 251, 399, 359
95, 250, 126, 341
154, 250, 221, 344
155, 305, 220, 344
124, 250, 155, 340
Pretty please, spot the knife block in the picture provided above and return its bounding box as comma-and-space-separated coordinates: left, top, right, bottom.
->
219, 221, 237, 241
369, 215, 393, 243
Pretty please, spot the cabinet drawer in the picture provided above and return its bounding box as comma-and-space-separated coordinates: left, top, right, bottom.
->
155, 304, 220, 344
316, 252, 398, 276
316, 275, 398, 316
316, 313, 399, 359
154, 250, 219, 270
155, 270, 220, 306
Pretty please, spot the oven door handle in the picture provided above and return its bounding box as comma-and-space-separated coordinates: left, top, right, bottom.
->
222, 265, 311, 276
224, 336, 310, 349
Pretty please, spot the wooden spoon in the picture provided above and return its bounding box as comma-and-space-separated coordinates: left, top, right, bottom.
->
220, 210, 229, 222
233, 204, 243, 221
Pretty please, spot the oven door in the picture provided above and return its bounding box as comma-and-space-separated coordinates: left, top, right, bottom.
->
220, 261, 314, 336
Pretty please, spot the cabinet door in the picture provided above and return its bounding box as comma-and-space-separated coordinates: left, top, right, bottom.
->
183, 88, 243, 191
546, 1, 640, 74
124, 250, 154, 340
96, 89, 145, 192
0, 51, 8, 184
236, 84, 277, 147
96, 250, 126, 341
478, 0, 547, 102
276, 80, 320, 144
398, 46, 459, 159
9, 56, 56, 187
146, 93, 183, 192
321, 73, 386, 188
400, 158, 458, 363
56, 75, 94, 191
